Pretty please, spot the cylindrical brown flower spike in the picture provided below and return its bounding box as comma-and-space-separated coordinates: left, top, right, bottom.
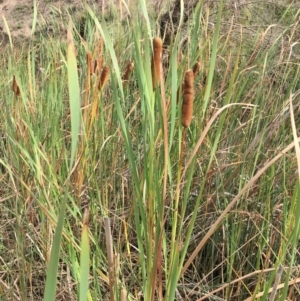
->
122, 61, 134, 83
98, 66, 110, 90
94, 38, 104, 74
12, 75, 20, 96
151, 37, 163, 90
96, 57, 103, 75
192, 61, 201, 77
182, 69, 194, 128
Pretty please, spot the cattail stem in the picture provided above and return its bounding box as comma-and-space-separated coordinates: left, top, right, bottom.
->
84, 52, 92, 111
170, 70, 194, 274
86, 52, 93, 76
120, 289, 127, 301
12, 75, 21, 126
170, 126, 186, 263
82, 52, 93, 139
178, 126, 186, 210
98, 37, 103, 57
105, 218, 115, 301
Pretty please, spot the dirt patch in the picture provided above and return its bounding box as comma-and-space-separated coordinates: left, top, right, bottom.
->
0, 0, 164, 46
0, 0, 85, 44
0, 1, 68, 44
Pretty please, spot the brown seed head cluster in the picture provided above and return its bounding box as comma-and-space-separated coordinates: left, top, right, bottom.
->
93, 38, 104, 75
151, 37, 163, 90
192, 61, 201, 77
12, 75, 20, 97
122, 61, 134, 83
94, 57, 103, 74
181, 69, 194, 128
98, 66, 110, 90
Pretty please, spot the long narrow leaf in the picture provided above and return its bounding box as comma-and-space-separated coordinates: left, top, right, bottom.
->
80, 209, 90, 301
43, 194, 67, 301
67, 21, 81, 169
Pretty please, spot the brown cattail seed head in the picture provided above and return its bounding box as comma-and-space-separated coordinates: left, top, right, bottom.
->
182, 70, 194, 128
94, 38, 104, 74
192, 61, 201, 77
98, 66, 110, 90
96, 57, 104, 75
122, 61, 134, 83
151, 37, 163, 90
12, 75, 20, 96
86, 52, 93, 75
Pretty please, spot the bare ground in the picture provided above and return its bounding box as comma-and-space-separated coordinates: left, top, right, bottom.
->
0, 0, 165, 46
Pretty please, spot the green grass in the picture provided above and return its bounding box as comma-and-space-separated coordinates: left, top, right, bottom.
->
1, 0, 300, 300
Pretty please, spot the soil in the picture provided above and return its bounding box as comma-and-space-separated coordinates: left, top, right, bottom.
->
0, 1, 73, 41
0, 0, 164, 46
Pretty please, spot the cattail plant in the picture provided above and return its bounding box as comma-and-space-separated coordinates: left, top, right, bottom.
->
12, 75, 20, 97
151, 37, 163, 90
192, 61, 201, 77
181, 69, 194, 128
179, 69, 195, 197
98, 66, 110, 90
172, 69, 195, 276
94, 38, 104, 74
178, 69, 195, 208
88, 41, 108, 134
122, 61, 134, 85
88, 65, 109, 135
92, 37, 104, 75
94, 56, 104, 75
